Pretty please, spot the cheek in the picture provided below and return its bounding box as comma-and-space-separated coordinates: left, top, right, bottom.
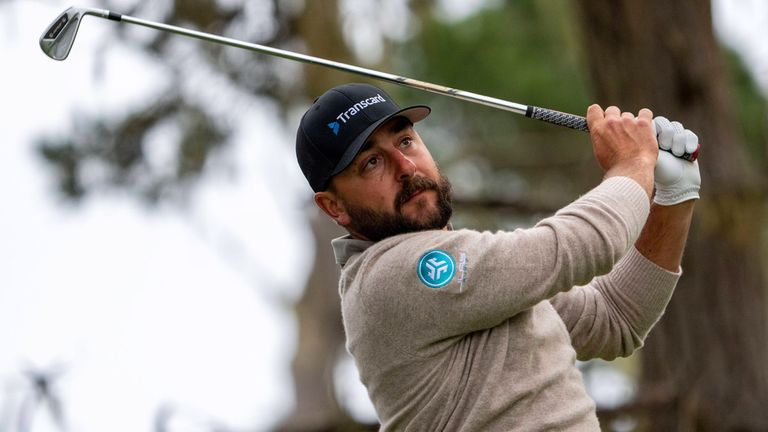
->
346, 181, 397, 208
417, 155, 440, 177
372, 183, 399, 205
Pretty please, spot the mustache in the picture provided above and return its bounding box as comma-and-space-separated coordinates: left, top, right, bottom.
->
395, 175, 439, 212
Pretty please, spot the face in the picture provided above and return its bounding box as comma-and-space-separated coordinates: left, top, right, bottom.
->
315, 116, 453, 241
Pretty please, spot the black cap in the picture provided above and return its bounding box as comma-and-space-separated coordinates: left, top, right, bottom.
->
296, 83, 431, 192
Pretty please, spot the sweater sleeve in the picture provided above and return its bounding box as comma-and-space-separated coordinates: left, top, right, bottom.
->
550, 247, 680, 360
354, 177, 651, 345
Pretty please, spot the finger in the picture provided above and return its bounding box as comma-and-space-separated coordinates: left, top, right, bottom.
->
654, 116, 673, 150
586, 104, 605, 126
605, 106, 620, 117
684, 129, 699, 154
636, 109, 653, 132
671, 129, 687, 156
621, 111, 635, 119
653, 116, 671, 135
669, 121, 686, 156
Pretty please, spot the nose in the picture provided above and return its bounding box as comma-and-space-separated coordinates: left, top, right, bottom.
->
392, 150, 416, 181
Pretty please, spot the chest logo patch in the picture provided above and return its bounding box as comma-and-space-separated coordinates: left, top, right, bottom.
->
417, 250, 456, 288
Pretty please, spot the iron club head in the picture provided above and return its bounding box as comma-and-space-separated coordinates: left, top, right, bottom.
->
39, 7, 87, 60
39, 7, 116, 60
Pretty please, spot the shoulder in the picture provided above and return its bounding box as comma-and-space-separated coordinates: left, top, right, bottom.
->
352, 228, 502, 293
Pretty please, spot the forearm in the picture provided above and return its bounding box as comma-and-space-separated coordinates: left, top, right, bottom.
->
635, 201, 695, 272
551, 247, 680, 360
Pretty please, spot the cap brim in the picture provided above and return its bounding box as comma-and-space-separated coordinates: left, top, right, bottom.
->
329, 105, 431, 179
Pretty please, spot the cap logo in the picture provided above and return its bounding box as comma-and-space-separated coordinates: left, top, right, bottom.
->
328, 94, 387, 135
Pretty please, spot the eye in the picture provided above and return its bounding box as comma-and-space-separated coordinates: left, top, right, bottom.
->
399, 136, 414, 148
363, 155, 380, 171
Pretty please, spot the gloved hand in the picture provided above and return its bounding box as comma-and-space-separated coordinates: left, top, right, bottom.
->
652, 116, 701, 205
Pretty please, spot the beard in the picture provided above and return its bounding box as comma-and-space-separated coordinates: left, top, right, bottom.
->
340, 174, 453, 242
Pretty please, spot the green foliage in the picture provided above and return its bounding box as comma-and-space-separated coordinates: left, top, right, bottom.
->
722, 48, 768, 168
404, 1, 589, 114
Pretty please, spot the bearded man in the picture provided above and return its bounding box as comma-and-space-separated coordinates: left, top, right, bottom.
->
295, 83, 700, 431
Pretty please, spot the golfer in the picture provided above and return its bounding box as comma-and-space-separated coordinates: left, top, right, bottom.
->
295, 83, 700, 431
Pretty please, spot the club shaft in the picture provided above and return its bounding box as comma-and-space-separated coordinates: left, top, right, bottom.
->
146, 16, 532, 115
102, 12, 531, 116
74, 9, 593, 133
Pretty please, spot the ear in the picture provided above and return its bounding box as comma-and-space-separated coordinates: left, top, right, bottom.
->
314, 191, 351, 226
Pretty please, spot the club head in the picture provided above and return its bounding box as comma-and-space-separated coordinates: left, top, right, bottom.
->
39, 7, 87, 61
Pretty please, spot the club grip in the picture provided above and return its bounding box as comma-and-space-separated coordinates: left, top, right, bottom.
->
525, 105, 698, 161
526, 106, 589, 132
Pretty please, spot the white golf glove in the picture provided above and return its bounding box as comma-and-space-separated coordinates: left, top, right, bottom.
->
651, 116, 701, 206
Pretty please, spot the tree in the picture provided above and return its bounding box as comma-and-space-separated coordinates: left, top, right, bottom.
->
575, 0, 768, 429
35, 0, 768, 429
277, 1, 385, 429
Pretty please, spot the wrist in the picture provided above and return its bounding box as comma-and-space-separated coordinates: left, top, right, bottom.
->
653, 185, 700, 206
651, 200, 696, 212
636, 200, 695, 272
605, 156, 656, 197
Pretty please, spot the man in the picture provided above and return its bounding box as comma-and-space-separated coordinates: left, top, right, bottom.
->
295, 83, 700, 431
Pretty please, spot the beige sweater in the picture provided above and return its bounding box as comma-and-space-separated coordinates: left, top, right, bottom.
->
332, 177, 680, 431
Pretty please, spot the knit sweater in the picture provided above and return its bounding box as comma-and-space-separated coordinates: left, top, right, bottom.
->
331, 176, 680, 431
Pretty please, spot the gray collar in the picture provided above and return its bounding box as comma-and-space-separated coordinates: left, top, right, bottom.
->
331, 223, 454, 267
331, 235, 375, 267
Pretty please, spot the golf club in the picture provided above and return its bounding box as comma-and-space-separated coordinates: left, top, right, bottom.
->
39, 6, 698, 161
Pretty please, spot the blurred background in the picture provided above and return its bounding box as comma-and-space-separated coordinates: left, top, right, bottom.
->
1, 0, 767, 431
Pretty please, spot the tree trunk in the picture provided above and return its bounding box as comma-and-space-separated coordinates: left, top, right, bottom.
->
279, 210, 352, 431
574, 1, 768, 430
278, 1, 378, 430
